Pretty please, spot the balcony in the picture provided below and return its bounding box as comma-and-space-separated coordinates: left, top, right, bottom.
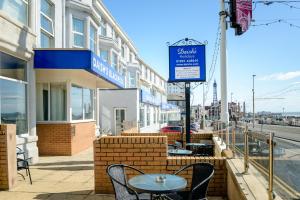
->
99, 35, 120, 51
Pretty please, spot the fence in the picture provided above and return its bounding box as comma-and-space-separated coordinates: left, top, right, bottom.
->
219, 122, 300, 200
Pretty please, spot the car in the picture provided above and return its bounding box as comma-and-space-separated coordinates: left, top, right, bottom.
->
160, 126, 195, 134
160, 126, 182, 133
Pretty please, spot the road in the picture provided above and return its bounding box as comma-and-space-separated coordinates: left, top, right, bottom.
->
249, 123, 300, 142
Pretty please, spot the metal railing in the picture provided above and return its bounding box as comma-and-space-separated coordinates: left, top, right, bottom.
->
228, 123, 300, 200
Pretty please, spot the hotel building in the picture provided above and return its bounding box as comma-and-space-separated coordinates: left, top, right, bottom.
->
0, 0, 179, 163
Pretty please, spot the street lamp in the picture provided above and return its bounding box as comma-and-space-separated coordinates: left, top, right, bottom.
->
252, 75, 256, 128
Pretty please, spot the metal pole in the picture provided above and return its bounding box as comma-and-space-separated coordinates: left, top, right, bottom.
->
244, 125, 249, 174
202, 83, 206, 129
185, 82, 191, 144
252, 74, 256, 128
232, 123, 236, 158
269, 132, 274, 200
220, 0, 229, 149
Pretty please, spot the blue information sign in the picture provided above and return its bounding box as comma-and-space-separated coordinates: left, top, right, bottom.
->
169, 45, 206, 82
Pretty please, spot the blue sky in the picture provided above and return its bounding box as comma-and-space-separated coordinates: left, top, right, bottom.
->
103, 0, 300, 113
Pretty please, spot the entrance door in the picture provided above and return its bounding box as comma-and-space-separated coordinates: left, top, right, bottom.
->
115, 108, 126, 135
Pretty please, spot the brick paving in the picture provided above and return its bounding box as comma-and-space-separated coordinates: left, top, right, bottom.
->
0, 147, 224, 200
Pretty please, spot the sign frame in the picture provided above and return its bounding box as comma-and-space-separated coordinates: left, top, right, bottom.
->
168, 41, 206, 83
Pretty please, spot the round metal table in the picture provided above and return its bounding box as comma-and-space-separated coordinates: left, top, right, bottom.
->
168, 149, 192, 156
128, 174, 187, 198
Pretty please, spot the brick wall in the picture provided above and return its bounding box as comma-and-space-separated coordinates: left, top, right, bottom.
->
94, 135, 227, 197
37, 122, 95, 156
0, 124, 17, 190
121, 132, 213, 145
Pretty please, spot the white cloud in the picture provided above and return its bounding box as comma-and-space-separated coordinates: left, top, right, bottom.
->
259, 71, 300, 81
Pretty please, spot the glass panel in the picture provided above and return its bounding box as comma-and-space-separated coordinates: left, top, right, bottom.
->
40, 31, 51, 48
111, 53, 118, 70
147, 106, 150, 126
41, 0, 51, 16
0, 78, 27, 135
0, 52, 26, 81
100, 24, 107, 36
41, 14, 53, 34
0, 0, 28, 25
140, 108, 144, 127
50, 83, 66, 121
100, 50, 108, 62
36, 83, 49, 121
74, 34, 84, 47
90, 26, 96, 53
73, 18, 84, 33
71, 85, 83, 120
83, 89, 93, 119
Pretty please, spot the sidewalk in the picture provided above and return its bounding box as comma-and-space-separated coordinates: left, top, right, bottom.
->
0, 148, 114, 200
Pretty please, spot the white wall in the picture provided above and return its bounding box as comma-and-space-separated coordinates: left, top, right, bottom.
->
99, 89, 139, 135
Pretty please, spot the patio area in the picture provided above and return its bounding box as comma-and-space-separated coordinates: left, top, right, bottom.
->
0, 148, 114, 200
0, 147, 224, 200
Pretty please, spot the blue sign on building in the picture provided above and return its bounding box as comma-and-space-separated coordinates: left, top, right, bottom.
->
34, 49, 125, 88
169, 45, 206, 82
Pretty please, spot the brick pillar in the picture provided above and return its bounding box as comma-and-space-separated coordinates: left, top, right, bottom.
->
0, 124, 17, 190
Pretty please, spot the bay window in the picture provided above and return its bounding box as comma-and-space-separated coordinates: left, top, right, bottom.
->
36, 83, 67, 121
111, 52, 118, 71
40, 0, 54, 48
73, 18, 84, 48
90, 25, 96, 53
0, 52, 27, 135
71, 85, 94, 121
0, 0, 29, 25
100, 49, 108, 62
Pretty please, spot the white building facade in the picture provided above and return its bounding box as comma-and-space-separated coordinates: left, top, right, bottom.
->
0, 0, 179, 162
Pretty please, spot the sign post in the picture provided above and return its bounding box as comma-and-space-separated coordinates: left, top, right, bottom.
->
168, 38, 206, 144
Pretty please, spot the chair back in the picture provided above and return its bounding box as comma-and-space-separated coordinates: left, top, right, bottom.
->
106, 164, 139, 200
190, 163, 214, 200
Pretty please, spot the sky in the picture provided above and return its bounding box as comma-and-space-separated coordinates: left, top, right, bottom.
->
102, 0, 300, 113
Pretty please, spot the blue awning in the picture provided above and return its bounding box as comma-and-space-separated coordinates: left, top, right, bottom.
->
34, 49, 125, 88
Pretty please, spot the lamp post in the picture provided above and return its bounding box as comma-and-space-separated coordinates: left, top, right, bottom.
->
252, 75, 256, 128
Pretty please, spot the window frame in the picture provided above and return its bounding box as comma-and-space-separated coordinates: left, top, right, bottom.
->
72, 17, 85, 48
40, 0, 54, 48
71, 84, 95, 122
36, 82, 67, 122
89, 25, 97, 53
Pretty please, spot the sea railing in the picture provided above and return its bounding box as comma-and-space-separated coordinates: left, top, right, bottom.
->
229, 123, 300, 200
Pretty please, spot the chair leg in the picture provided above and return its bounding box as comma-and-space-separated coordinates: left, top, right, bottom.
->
18, 172, 26, 180
27, 166, 32, 184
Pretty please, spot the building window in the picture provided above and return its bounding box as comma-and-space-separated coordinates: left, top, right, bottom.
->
100, 49, 108, 62
83, 88, 93, 120
0, 0, 29, 25
90, 25, 96, 53
73, 18, 84, 48
99, 22, 107, 37
139, 108, 144, 128
129, 71, 136, 88
111, 52, 118, 71
121, 46, 125, 58
147, 106, 150, 126
153, 108, 156, 124
36, 83, 67, 121
40, 0, 54, 48
0, 52, 27, 135
71, 85, 94, 121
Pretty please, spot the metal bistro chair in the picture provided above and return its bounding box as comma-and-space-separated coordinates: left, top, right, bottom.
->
167, 163, 214, 200
16, 147, 32, 184
106, 164, 150, 200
